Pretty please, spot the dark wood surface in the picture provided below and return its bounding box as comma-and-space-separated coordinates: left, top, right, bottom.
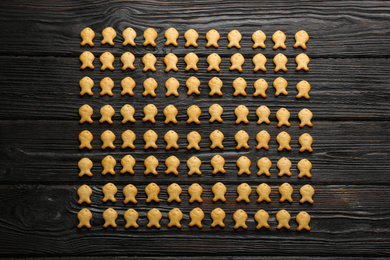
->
0, 0, 390, 257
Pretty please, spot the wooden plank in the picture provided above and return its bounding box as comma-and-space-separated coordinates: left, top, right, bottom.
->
1, 0, 389, 257
0, 184, 389, 256
0, 56, 389, 120
0, 120, 389, 185
0, 1, 390, 57
31, 258, 390, 260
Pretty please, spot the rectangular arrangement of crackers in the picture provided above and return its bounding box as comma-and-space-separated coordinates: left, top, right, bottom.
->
77, 27, 313, 231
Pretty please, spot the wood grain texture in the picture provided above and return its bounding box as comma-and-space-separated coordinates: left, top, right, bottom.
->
27, 258, 390, 260
0, 184, 389, 256
0, 120, 389, 185
0, 56, 389, 120
1, 0, 390, 257
0, 1, 390, 57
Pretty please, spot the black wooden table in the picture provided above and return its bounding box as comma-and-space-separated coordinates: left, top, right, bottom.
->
1, 0, 390, 257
